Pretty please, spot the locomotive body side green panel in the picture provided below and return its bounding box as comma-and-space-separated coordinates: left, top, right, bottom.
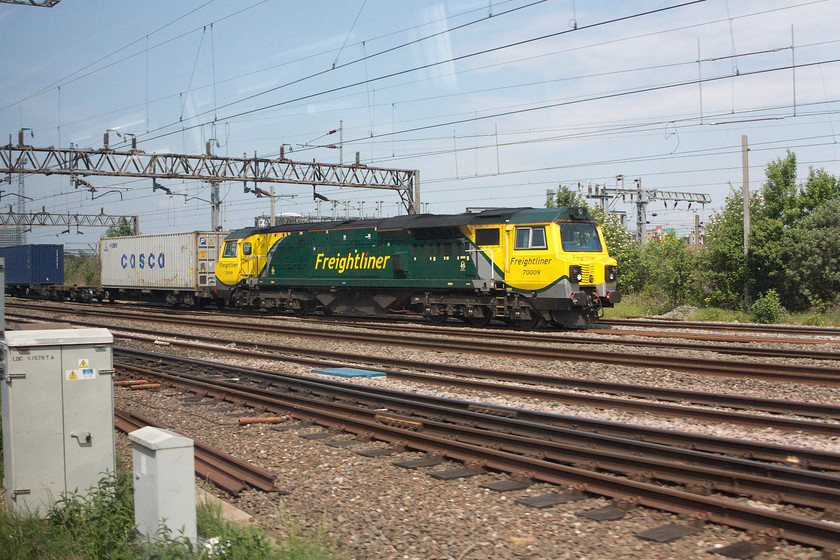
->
257, 226, 480, 289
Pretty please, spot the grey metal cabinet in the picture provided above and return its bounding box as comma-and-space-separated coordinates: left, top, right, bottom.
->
1, 327, 115, 516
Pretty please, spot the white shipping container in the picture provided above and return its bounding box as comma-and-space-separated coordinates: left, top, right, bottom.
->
99, 232, 226, 291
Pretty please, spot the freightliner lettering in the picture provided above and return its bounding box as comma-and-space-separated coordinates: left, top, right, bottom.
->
315, 252, 391, 274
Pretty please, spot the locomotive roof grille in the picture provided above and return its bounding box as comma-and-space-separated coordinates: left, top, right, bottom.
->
224, 207, 595, 241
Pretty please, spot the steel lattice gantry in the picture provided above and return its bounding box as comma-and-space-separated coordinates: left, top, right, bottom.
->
586, 183, 711, 243
0, 1, 61, 6
0, 210, 138, 233
1, 143, 421, 217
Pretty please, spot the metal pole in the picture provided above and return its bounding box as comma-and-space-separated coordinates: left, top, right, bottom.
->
742, 135, 750, 307
270, 185, 276, 226
694, 214, 701, 253
1, 257, 5, 334
409, 169, 420, 214
635, 178, 646, 244
209, 180, 221, 231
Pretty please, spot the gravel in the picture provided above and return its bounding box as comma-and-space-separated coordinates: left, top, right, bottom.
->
12, 302, 840, 558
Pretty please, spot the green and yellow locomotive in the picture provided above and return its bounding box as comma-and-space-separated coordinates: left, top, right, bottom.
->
214, 207, 620, 328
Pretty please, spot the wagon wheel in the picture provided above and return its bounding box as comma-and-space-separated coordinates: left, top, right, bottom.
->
464, 306, 492, 327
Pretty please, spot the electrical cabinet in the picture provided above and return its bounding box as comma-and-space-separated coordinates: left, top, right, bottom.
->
1, 326, 115, 516
129, 426, 196, 543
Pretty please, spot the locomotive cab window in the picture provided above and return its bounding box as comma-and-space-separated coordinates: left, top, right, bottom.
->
242, 243, 252, 256
475, 228, 500, 246
514, 226, 547, 250
560, 222, 602, 252
222, 241, 237, 258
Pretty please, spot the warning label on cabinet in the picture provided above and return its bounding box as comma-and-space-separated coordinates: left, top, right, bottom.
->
66, 368, 96, 381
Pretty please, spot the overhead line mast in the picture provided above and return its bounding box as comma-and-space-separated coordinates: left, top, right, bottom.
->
1, 136, 421, 229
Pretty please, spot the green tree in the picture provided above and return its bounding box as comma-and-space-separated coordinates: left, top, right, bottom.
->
800, 167, 839, 216
638, 232, 698, 307
699, 190, 747, 308
761, 150, 800, 227
780, 196, 840, 311
65, 251, 100, 285
701, 154, 839, 311
105, 217, 134, 238
547, 185, 588, 208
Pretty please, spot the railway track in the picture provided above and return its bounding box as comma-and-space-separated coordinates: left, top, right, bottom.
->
8, 311, 840, 437
8, 303, 840, 386
114, 348, 840, 551
113, 407, 281, 496
602, 317, 840, 337
116, 347, 840, 469
13, 299, 840, 349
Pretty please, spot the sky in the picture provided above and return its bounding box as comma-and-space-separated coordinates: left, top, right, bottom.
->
1, 0, 838, 249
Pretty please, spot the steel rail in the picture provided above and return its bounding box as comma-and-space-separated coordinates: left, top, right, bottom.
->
114, 346, 840, 471
114, 327, 840, 431
10, 310, 840, 438
114, 352, 840, 511
104, 327, 840, 434
8, 310, 840, 437
12, 300, 840, 358
114, 352, 840, 550
602, 317, 840, 337
7, 305, 840, 385
113, 407, 279, 495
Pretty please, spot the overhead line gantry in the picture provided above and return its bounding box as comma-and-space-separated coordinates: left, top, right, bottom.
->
0, 1, 61, 6
2, 135, 421, 230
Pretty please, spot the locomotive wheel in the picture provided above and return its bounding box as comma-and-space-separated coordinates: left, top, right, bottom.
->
464, 307, 492, 327
291, 299, 311, 317
515, 315, 542, 330
427, 312, 449, 325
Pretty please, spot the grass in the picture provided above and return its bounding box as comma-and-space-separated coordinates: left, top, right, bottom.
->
603, 293, 840, 326
601, 292, 675, 318
685, 307, 752, 323
0, 471, 344, 560
786, 309, 840, 327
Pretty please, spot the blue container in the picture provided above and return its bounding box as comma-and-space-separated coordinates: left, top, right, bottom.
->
0, 245, 64, 285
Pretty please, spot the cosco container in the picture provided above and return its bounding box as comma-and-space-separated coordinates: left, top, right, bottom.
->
99, 232, 226, 303
0, 244, 64, 286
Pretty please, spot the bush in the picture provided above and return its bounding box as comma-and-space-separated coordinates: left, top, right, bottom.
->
46, 472, 139, 559
1, 470, 344, 560
750, 290, 786, 324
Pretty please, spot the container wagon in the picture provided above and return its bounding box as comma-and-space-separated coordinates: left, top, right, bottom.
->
0, 244, 63, 296
3, 232, 226, 307
99, 231, 226, 306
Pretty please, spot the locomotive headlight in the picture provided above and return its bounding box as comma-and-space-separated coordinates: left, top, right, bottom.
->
569, 265, 583, 283
605, 265, 618, 282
